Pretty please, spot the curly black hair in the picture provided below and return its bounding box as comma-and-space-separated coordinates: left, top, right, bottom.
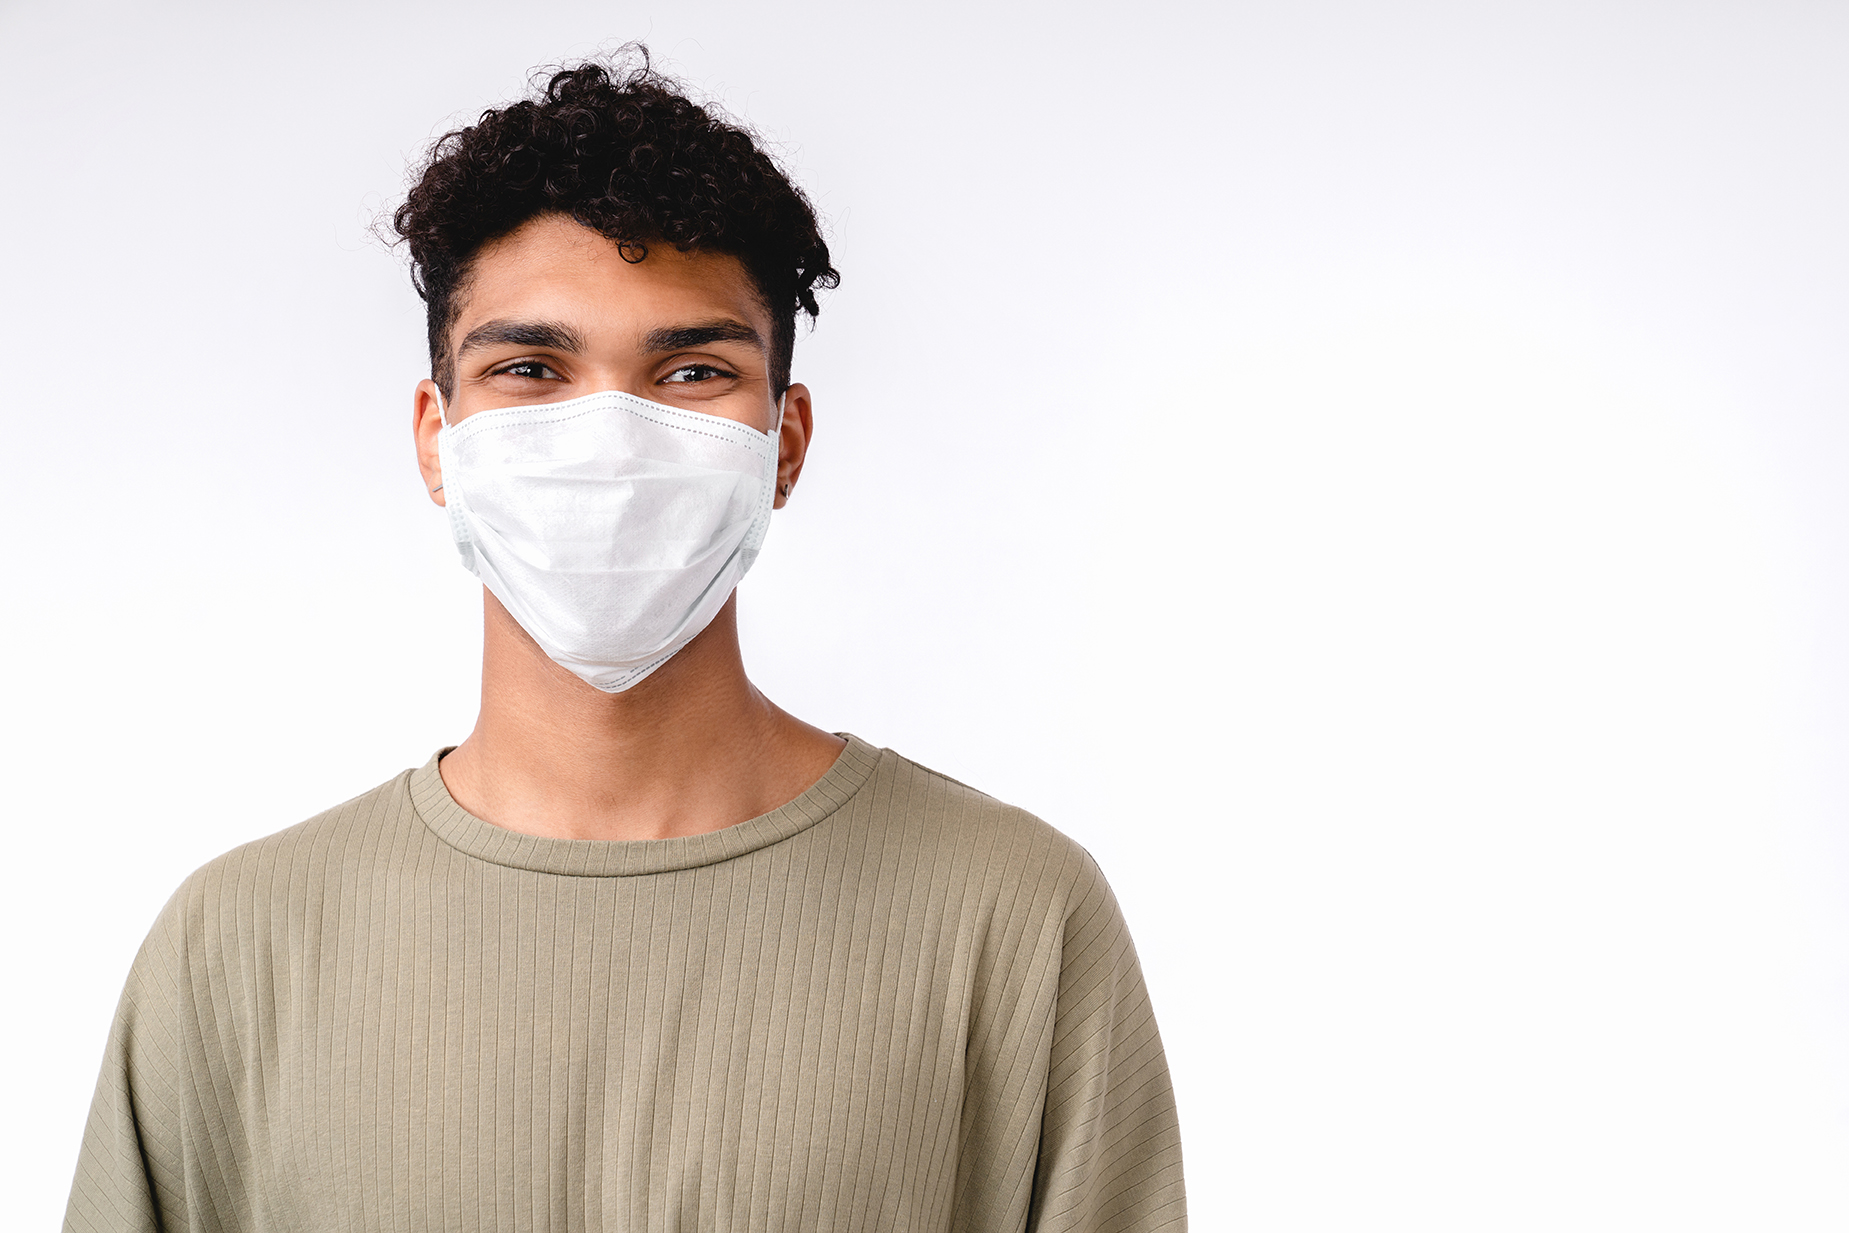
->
392, 49, 838, 399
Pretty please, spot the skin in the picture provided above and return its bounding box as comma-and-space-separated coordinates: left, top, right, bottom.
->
412, 212, 845, 841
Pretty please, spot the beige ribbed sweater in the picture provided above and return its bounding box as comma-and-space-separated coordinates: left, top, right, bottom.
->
65, 735, 1186, 1232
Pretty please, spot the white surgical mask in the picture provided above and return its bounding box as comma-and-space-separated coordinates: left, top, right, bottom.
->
435, 387, 783, 692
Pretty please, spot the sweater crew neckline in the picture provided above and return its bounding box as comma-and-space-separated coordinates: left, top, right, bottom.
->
407, 733, 883, 877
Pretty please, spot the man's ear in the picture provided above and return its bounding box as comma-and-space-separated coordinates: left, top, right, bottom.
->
413, 379, 447, 506
774, 382, 813, 510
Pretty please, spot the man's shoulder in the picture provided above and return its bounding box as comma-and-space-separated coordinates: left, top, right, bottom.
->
156, 765, 423, 936
105, 763, 426, 1014
860, 743, 1110, 917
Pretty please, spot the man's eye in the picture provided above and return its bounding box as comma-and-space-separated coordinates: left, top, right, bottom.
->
663, 364, 733, 384
492, 360, 562, 380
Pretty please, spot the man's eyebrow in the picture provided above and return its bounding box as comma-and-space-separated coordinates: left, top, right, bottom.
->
642, 320, 764, 354
455, 318, 586, 358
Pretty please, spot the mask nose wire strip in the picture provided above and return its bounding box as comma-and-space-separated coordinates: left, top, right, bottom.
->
433, 386, 775, 493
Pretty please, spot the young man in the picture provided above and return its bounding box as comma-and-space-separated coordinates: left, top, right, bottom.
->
65, 57, 1186, 1232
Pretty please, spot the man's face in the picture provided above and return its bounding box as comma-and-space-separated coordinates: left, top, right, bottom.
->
414, 212, 810, 505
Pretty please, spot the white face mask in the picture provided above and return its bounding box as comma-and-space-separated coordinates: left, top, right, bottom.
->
435, 388, 783, 692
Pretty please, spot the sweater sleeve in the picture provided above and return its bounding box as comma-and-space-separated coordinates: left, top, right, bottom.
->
1027, 859, 1188, 1233
63, 977, 167, 1233
64, 877, 249, 1233
65, 891, 190, 1233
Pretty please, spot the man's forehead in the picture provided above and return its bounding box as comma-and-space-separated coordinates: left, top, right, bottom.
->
453, 219, 769, 352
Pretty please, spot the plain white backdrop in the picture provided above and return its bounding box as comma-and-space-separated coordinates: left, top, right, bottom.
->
3, 1, 1847, 1228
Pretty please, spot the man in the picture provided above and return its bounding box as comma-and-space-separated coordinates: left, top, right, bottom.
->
66, 54, 1186, 1232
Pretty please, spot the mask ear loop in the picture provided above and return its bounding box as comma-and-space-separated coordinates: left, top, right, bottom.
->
431, 387, 450, 493
772, 388, 790, 499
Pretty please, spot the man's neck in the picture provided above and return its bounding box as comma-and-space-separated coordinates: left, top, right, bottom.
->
437, 591, 846, 841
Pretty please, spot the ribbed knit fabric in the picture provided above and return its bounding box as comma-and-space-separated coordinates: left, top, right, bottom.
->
65, 735, 1186, 1232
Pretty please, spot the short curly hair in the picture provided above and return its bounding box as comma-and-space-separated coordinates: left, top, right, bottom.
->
392, 49, 838, 399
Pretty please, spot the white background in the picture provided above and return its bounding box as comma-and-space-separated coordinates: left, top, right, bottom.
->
3, 1, 1847, 1228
